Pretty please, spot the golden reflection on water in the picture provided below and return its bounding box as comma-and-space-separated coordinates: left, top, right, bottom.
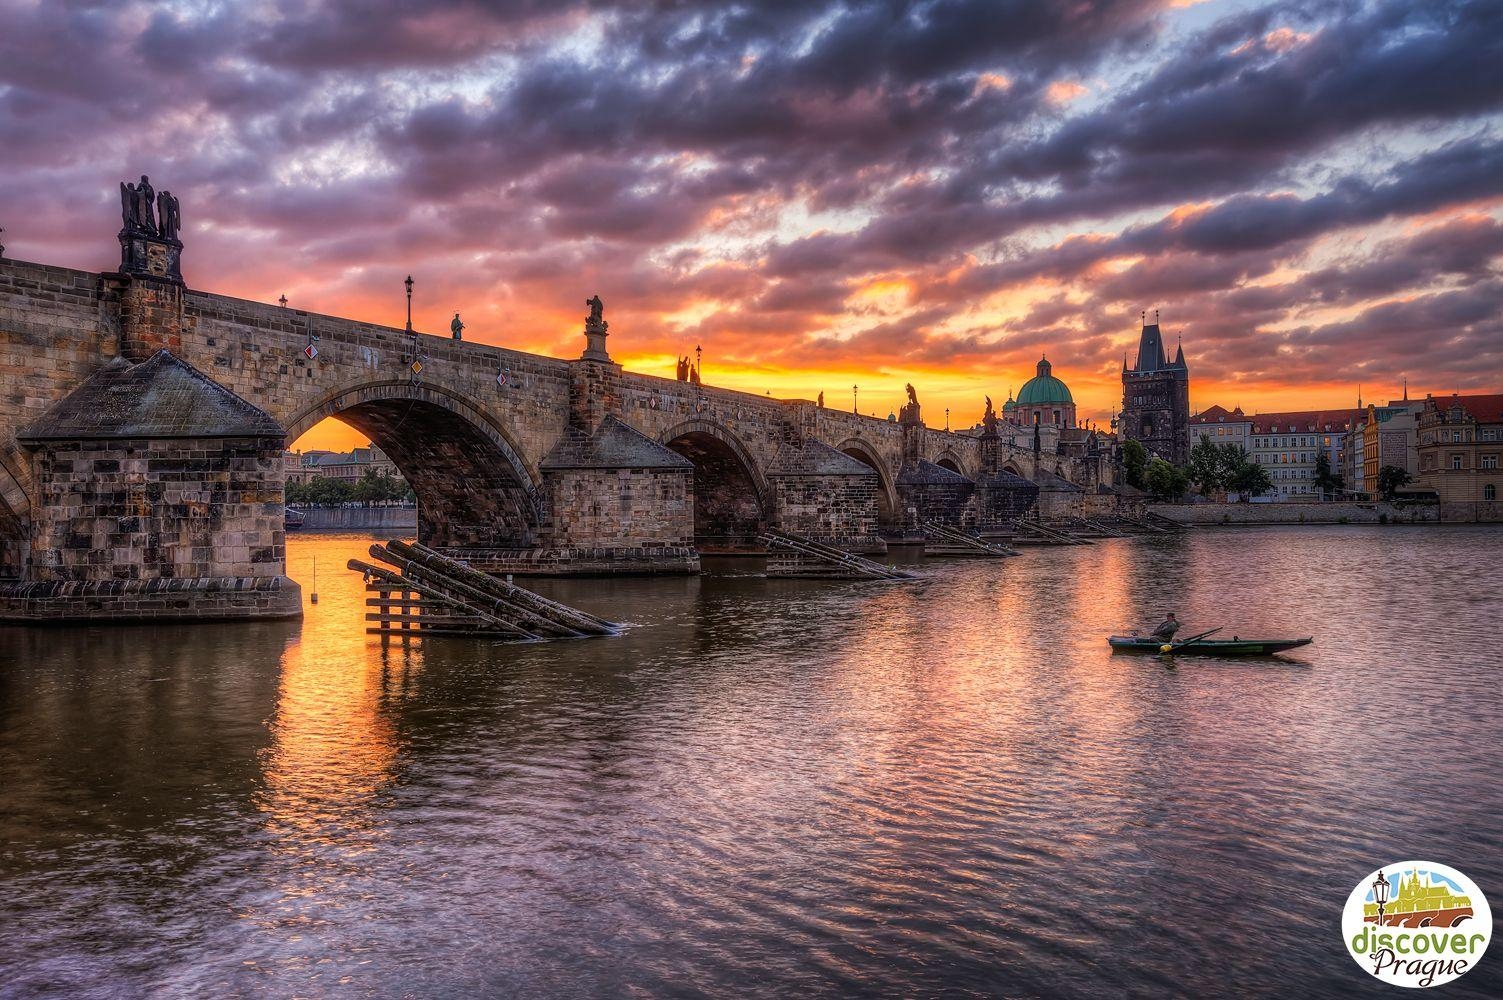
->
256, 537, 420, 842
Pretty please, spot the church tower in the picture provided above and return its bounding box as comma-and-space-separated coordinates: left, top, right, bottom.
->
1121, 312, 1190, 464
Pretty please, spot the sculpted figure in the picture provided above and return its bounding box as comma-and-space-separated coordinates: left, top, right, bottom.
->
156, 190, 180, 240
905, 383, 918, 406
818, 391, 824, 408
451, 312, 465, 340
135, 175, 156, 232
586, 294, 604, 325
120, 181, 136, 229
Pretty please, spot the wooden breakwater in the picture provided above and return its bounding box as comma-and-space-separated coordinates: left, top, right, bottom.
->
348, 539, 621, 639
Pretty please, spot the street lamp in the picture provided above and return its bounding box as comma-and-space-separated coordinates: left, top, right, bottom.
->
404, 274, 414, 333
278, 294, 288, 308
695, 344, 702, 381
945, 407, 950, 431
853, 384, 859, 413
1372, 870, 1390, 926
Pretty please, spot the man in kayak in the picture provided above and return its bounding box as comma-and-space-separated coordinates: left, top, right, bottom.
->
1151, 612, 1180, 640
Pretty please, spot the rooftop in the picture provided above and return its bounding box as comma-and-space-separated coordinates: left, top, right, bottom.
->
20, 351, 283, 441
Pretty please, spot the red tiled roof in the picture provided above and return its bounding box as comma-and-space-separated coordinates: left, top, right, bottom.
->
1427, 392, 1503, 424
1248, 408, 1364, 434
1190, 404, 1247, 424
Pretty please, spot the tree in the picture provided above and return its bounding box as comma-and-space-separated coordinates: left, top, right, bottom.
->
1377, 465, 1411, 500
1313, 452, 1343, 501
1187, 434, 1229, 496
1122, 439, 1148, 489
1143, 457, 1189, 501
1230, 460, 1273, 498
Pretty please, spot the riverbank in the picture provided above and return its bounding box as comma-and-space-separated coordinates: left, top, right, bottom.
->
1148, 500, 1438, 525
292, 507, 417, 530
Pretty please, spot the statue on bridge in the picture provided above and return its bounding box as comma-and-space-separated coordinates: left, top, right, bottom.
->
585, 294, 606, 331
451, 312, 465, 340
818, 391, 824, 408
898, 383, 922, 426
119, 175, 157, 234
156, 190, 180, 241
983, 395, 997, 431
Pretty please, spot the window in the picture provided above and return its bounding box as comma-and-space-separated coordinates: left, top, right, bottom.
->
1452, 454, 1464, 470
1483, 455, 1499, 470
1487, 485, 1497, 501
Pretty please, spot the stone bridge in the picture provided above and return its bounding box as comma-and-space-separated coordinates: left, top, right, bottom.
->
0, 190, 1118, 619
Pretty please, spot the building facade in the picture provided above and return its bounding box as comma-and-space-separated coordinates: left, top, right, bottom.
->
1189, 405, 1251, 454
1358, 400, 1423, 492
1415, 393, 1503, 521
285, 446, 401, 484
1121, 318, 1190, 464
1246, 409, 1360, 500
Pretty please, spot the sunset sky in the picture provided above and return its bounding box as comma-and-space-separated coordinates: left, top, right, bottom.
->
4, 0, 1500, 452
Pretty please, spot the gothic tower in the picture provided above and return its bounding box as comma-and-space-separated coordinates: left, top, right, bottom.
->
1121, 313, 1190, 464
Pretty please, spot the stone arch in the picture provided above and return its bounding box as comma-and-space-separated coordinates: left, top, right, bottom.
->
283, 379, 541, 549
0, 458, 29, 579
659, 419, 768, 549
1002, 461, 1026, 478
835, 437, 899, 530
935, 450, 969, 478
0, 460, 27, 577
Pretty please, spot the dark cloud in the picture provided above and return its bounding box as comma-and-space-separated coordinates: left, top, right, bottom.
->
1, 0, 1501, 408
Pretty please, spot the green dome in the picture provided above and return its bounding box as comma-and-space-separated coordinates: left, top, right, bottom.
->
1016, 356, 1073, 405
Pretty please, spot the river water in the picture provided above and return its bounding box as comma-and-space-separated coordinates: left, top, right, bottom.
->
2, 526, 1500, 998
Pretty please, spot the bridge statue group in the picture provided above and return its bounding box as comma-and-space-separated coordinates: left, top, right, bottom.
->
0, 180, 1123, 622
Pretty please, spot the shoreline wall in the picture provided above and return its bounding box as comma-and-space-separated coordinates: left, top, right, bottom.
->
1148, 501, 1439, 525
295, 507, 418, 530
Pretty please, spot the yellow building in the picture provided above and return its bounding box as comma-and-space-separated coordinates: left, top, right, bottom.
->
1415, 393, 1503, 521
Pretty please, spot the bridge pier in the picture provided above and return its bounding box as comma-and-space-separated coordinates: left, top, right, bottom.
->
0, 178, 1129, 618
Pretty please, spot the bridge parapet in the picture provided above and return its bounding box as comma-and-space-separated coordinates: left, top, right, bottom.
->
0, 182, 1123, 616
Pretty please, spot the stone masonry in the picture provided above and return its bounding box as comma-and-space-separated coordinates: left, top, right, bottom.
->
0, 186, 1124, 617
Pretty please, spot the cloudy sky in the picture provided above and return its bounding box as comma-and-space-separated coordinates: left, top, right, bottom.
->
4, 0, 1501, 450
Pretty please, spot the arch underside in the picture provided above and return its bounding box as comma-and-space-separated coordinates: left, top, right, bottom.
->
839, 443, 898, 529
935, 456, 965, 476
664, 430, 764, 549
330, 398, 538, 548
0, 508, 25, 579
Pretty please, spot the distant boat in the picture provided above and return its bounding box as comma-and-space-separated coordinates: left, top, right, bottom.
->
285, 507, 305, 530
1108, 635, 1312, 656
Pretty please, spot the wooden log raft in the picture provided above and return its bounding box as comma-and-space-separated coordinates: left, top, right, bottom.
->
347, 541, 622, 639
921, 520, 1020, 557
760, 529, 916, 580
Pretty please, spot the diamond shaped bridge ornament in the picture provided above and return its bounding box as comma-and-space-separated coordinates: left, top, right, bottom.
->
303, 343, 318, 360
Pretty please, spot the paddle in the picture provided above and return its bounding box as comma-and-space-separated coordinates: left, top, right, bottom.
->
1160, 626, 1223, 655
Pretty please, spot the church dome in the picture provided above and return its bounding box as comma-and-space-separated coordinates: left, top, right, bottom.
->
1002, 391, 1017, 413
1016, 355, 1073, 405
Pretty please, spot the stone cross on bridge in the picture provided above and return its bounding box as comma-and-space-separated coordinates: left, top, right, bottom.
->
0, 183, 1118, 621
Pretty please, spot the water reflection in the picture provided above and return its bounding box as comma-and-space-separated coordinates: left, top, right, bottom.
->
0, 527, 1500, 998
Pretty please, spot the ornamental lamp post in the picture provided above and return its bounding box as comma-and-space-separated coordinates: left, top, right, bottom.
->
1373, 870, 1391, 925
853, 384, 859, 413
404, 275, 414, 333
946, 406, 950, 431
695, 344, 702, 381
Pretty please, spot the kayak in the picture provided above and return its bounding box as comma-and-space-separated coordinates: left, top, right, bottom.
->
1108, 636, 1313, 656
